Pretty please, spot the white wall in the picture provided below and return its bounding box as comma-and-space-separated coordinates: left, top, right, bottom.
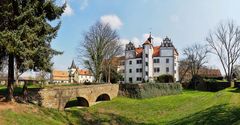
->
160, 49, 173, 56
142, 45, 154, 82
124, 58, 143, 83
77, 75, 94, 83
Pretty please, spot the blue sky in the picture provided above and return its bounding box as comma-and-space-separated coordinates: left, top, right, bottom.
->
52, 0, 240, 73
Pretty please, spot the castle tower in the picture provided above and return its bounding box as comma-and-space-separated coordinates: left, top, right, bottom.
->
142, 34, 154, 82
68, 60, 77, 83
125, 41, 136, 59
160, 36, 179, 81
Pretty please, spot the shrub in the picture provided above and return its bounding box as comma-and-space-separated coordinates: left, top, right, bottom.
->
140, 83, 182, 98
156, 74, 174, 83
188, 75, 204, 89
119, 83, 182, 99
203, 76, 223, 80
186, 75, 230, 91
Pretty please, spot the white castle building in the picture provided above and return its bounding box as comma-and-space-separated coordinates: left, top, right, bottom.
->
118, 34, 179, 83
51, 60, 94, 84
68, 60, 94, 83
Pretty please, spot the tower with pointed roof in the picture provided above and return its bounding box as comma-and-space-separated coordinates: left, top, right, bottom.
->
69, 60, 77, 83
142, 33, 154, 82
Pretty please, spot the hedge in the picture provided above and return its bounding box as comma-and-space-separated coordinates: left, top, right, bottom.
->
205, 81, 230, 92
119, 83, 182, 99
156, 74, 174, 83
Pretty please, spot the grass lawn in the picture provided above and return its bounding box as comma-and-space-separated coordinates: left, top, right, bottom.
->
1, 88, 240, 125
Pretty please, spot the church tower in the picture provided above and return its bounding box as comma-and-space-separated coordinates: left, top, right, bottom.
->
68, 60, 77, 83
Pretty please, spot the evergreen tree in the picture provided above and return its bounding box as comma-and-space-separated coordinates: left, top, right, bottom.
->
0, 0, 65, 101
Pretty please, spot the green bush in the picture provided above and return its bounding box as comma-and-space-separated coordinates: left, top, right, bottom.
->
140, 83, 182, 98
186, 75, 230, 91
119, 83, 182, 99
156, 74, 174, 83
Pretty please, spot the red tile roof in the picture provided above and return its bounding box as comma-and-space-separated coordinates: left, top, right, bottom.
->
77, 69, 92, 76
135, 46, 162, 57
153, 46, 160, 57
135, 47, 143, 58
52, 70, 69, 81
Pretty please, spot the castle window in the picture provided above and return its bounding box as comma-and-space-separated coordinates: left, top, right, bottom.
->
145, 54, 148, 58
136, 77, 142, 81
154, 59, 160, 63
129, 69, 132, 73
166, 67, 169, 72
146, 71, 148, 76
129, 60, 132, 65
136, 68, 143, 73
154, 68, 160, 73
136, 60, 142, 64
145, 62, 148, 66
166, 58, 169, 63
129, 77, 132, 83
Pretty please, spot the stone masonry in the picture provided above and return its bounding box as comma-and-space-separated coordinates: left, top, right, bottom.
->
35, 84, 119, 110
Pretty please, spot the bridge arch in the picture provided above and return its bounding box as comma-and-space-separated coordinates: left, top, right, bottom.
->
64, 97, 89, 108
96, 93, 110, 102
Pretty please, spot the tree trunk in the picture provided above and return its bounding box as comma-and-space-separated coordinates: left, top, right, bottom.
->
22, 82, 28, 101
108, 63, 111, 83
6, 54, 14, 101
15, 60, 19, 87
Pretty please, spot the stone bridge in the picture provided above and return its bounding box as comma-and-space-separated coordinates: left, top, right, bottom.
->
37, 84, 119, 110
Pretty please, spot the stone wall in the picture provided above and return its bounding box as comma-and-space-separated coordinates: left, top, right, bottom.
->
28, 84, 119, 110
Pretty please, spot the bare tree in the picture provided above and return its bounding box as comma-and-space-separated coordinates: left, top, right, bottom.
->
178, 59, 191, 83
183, 44, 209, 77
233, 65, 240, 80
182, 44, 209, 88
78, 22, 123, 83
206, 21, 240, 82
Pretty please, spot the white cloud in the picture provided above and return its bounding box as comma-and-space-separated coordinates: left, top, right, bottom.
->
120, 37, 141, 47
132, 37, 141, 46
120, 39, 129, 46
80, 0, 89, 10
63, 3, 74, 16
100, 15, 123, 30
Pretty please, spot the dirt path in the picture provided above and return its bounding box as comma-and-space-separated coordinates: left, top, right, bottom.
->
0, 102, 19, 111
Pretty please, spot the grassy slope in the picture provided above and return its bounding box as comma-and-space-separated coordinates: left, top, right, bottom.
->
1, 88, 240, 125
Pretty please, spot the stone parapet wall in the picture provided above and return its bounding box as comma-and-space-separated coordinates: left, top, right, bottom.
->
28, 84, 119, 110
